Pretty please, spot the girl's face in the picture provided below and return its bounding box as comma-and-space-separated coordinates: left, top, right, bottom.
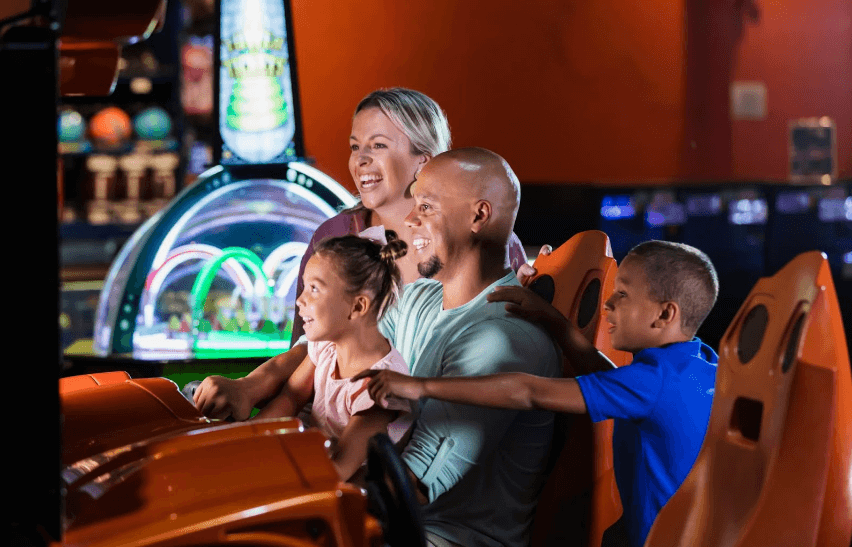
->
296, 254, 356, 342
349, 107, 426, 212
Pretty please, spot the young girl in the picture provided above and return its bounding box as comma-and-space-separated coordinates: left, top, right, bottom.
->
253, 229, 412, 481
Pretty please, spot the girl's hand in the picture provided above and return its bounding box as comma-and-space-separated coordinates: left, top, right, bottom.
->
487, 285, 569, 341
352, 370, 426, 403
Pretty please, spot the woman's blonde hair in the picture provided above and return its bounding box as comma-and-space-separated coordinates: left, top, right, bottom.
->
354, 87, 451, 158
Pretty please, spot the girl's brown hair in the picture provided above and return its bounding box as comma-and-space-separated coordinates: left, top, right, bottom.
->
314, 230, 408, 320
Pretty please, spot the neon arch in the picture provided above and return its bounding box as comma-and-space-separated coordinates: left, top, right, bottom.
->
261, 241, 307, 297
190, 247, 273, 328
141, 244, 256, 327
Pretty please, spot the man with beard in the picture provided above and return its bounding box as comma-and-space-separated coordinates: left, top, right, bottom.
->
196, 148, 561, 547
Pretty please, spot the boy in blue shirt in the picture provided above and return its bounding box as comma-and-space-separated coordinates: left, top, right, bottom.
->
356, 240, 719, 547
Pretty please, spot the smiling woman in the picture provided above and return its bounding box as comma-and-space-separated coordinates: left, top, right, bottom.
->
289, 87, 528, 346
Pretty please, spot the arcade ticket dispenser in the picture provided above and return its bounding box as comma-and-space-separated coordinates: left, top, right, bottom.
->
71, 0, 356, 383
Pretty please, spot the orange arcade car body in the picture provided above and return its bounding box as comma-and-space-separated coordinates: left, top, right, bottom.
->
59, 373, 423, 547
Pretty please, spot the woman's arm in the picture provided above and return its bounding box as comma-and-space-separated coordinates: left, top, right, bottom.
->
355, 370, 587, 414
252, 350, 316, 420
331, 407, 398, 481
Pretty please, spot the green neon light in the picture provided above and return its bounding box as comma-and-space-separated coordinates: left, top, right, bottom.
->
226, 77, 288, 132
189, 247, 273, 329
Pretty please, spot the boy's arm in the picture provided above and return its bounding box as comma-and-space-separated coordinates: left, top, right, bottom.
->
253, 350, 316, 420
331, 407, 399, 481
356, 370, 587, 414
487, 285, 616, 375
194, 343, 309, 420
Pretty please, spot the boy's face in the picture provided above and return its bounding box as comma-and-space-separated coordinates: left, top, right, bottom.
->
604, 256, 665, 354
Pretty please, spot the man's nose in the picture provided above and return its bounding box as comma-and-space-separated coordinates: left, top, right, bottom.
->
603, 294, 615, 311
404, 207, 420, 227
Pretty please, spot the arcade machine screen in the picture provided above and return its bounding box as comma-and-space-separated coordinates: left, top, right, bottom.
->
598, 191, 684, 262
80, 0, 357, 382
93, 169, 351, 360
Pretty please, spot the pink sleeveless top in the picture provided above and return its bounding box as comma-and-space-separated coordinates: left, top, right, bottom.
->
308, 340, 413, 444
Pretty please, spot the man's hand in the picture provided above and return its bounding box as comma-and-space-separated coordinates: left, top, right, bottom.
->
516, 244, 552, 286
487, 285, 570, 343
193, 375, 254, 421
352, 370, 426, 403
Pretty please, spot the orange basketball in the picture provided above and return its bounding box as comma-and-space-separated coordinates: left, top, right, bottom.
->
89, 106, 133, 148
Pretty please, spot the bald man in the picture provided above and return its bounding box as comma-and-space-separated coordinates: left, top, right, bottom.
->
376, 148, 561, 547
195, 148, 560, 547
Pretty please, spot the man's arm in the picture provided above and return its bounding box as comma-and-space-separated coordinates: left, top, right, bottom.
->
357, 370, 587, 414
330, 407, 398, 481
487, 285, 616, 375
194, 343, 308, 420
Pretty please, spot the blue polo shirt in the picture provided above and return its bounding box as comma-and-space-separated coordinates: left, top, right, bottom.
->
575, 338, 717, 547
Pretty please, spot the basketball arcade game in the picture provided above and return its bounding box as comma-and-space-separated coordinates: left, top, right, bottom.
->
66, 0, 356, 384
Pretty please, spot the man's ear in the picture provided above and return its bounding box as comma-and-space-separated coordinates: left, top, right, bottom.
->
349, 295, 372, 320
470, 199, 492, 234
653, 301, 679, 329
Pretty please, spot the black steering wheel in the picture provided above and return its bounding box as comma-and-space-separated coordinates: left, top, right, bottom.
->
365, 433, 426, 547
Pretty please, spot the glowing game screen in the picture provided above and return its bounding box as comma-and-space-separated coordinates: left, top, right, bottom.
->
219, 0, 300, 165
93, 165, 357, 360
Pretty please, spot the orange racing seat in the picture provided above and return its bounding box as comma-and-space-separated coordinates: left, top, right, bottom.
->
644, 251, 852, 547
527, 230, 631, 547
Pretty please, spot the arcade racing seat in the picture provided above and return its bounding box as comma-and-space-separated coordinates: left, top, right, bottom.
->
643, 251, 852, 547
526, 230, 632, 547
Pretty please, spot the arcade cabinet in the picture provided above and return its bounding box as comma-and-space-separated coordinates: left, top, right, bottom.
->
63, 0, 357, 388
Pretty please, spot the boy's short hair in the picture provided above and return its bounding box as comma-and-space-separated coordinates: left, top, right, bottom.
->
626, 241, 719, 337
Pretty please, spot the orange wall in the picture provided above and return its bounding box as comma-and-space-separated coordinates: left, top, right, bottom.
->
730, 0, 851, 181
290, 0, 850, 191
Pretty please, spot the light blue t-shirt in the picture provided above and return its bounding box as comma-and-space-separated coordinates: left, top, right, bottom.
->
380, 272, 562, 547
575, 338, 718, 547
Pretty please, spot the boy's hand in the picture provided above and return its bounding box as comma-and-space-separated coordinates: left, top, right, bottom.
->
352, 370, 426, 403
516, 244, 553, 286
487, 285, 569, 341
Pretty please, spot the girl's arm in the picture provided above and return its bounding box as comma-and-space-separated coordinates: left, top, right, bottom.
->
194, 343, 308, 420
354, 370, 588, 414
252, 351, 316, 420
331, 407, 398, 481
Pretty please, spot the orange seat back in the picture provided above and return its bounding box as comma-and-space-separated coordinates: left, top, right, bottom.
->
527, 231, 631, 547
644, 251, 852, 547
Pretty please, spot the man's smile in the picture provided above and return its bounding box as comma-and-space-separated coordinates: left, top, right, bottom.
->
413, 237, 431, 252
